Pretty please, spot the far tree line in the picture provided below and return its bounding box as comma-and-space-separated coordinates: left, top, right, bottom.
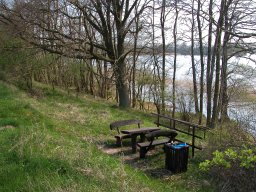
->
0, 0, 256, 128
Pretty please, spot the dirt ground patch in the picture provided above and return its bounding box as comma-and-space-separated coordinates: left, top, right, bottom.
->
98, 143, 175, 179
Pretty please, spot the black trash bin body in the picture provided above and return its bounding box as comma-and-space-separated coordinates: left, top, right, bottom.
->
164, 143, 189, 173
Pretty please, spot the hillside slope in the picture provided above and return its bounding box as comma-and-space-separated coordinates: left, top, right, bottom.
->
0, 82, 213, 192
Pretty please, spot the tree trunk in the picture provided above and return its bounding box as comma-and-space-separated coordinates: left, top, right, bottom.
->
160, 0, 166, 113
102, 60, 108, 98
191, 0, 199, 114
80, 61, 86, 92
115, 59, 130, 108
206, 0, 214, 127
220, 1, 232, 121
151, 0, 161, 114
197, 0, 204, 125
89, 59, 94, 95
132, 4, 140, 108
172, 0, 178, 119
211, 0, 226, 127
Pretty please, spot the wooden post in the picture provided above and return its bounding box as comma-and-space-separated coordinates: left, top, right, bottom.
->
192, 126, 195, 157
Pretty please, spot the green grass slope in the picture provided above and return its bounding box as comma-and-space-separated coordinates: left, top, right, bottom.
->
0, 82, 214, 192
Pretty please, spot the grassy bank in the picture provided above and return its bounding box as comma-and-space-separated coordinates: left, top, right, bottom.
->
0, 81, 214, 192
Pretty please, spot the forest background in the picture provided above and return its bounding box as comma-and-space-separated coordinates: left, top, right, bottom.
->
1, 0, 256, 128
1, 0, 256, 191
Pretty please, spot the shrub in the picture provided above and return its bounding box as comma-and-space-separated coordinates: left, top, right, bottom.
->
199, 146, 256, 191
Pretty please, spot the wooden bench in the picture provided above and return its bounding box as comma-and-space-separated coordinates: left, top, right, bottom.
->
137, 130, 177, 158
121, 127, 160, 153
110, 119, 143, 146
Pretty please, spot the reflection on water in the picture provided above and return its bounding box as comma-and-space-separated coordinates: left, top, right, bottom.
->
229, 102, 256, 136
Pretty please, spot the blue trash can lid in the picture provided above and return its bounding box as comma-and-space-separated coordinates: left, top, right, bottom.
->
171, 143, 188, 149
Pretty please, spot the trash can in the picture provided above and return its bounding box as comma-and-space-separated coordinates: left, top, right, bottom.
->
164, 143, 189, 173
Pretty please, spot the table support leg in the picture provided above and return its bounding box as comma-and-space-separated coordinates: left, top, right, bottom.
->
140, 133, 146, 142
131, 135, 137, 153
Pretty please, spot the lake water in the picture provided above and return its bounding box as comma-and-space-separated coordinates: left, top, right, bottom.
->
229, 102, 256, 136
135, 54, 256, 136
175, 55, 256, 135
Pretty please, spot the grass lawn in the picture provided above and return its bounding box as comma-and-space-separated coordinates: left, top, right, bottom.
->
0, 81, 215, 192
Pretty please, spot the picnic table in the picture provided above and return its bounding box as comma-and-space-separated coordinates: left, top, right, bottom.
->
121, 127, 160, 153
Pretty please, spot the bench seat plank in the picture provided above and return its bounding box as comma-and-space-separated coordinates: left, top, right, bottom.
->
137, 138, 170, 148
136, 130, 177, 158
114, 134, 131, 139
114, 134, 132, 146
